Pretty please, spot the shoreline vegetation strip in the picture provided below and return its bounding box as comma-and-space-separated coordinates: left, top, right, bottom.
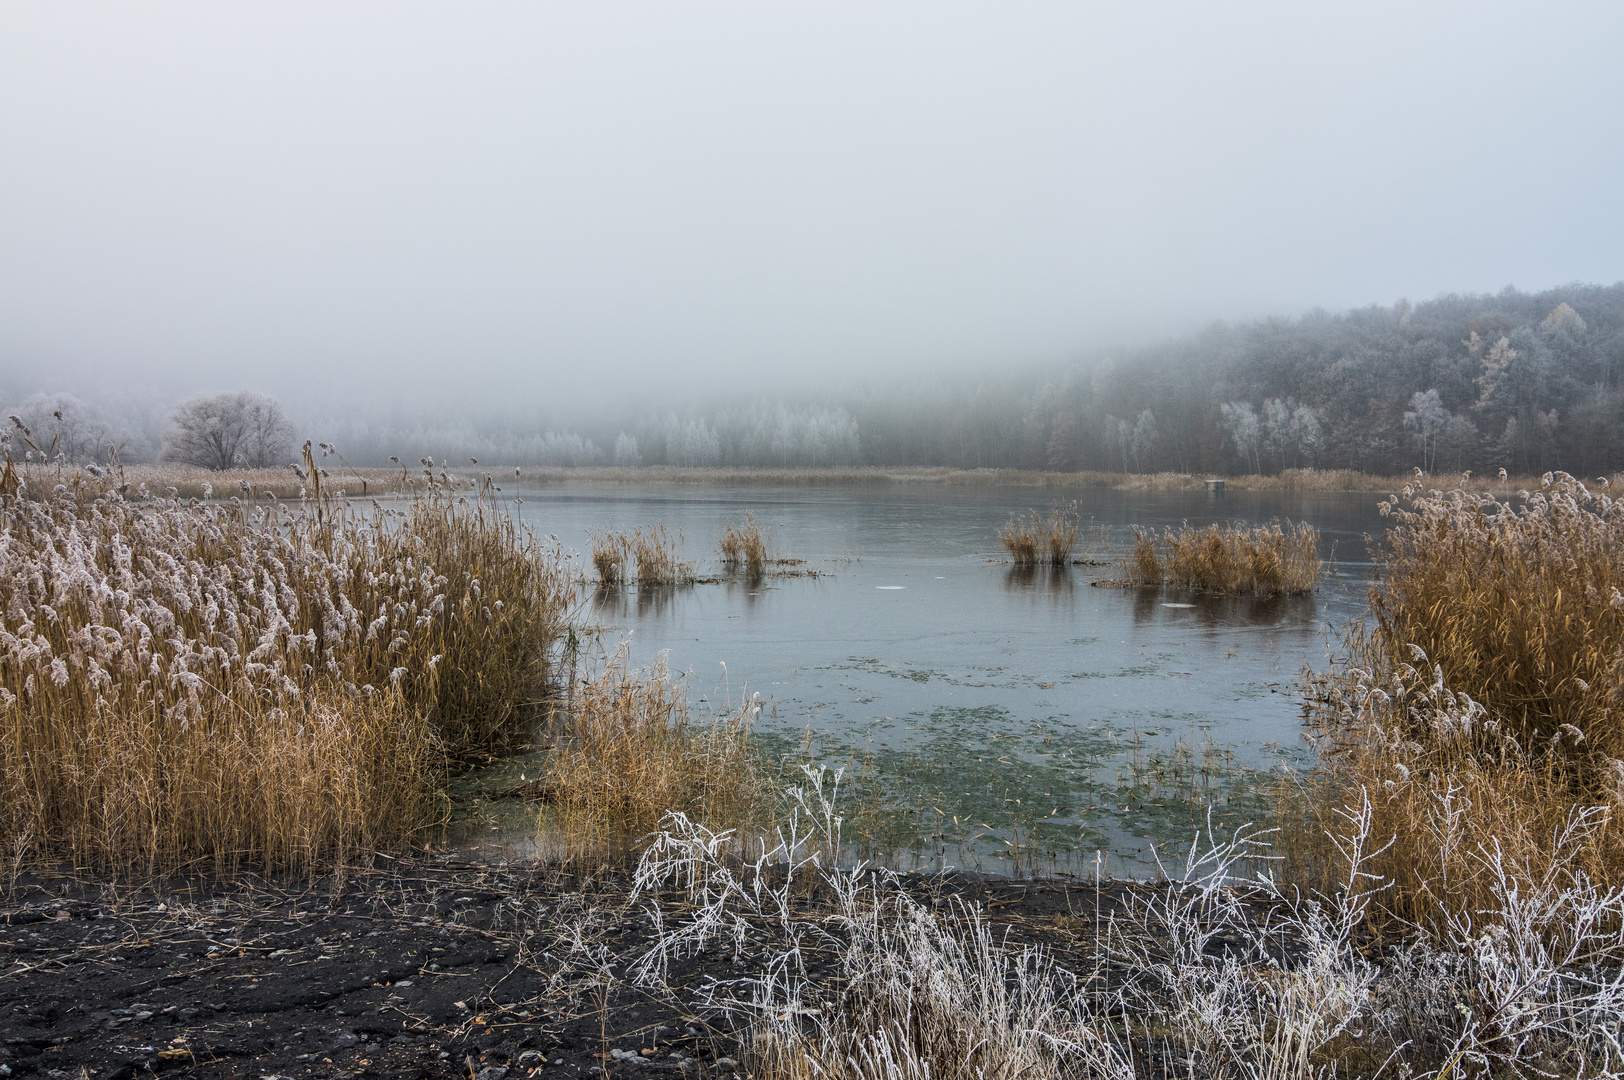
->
23, 461, 1624, 502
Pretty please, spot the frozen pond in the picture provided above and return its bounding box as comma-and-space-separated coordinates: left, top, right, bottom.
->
514, 483, 1388, 877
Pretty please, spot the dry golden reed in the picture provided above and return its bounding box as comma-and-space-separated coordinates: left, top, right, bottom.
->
537, 650, 764, 863
0, 471, 571, 872
590, 525, 693, 586
1370, 474, 1624, 770
1128, 520, 1321, 595
1289, 473, 1624, 932
631, 523, 691, 586
718, 512, 768, 574
590, 529, 631, 586
999, 507, 1078, 567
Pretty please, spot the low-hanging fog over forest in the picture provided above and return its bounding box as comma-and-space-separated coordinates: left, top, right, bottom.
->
8, 282, 1623, 477
3, 4, 1622, 477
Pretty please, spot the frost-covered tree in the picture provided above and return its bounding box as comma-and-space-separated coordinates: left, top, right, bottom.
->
665, 416, 721, 466
1404, 389, 1450, 474
1129, 409, 1157, 472
1102, 415, 1132, 473
1260, 398, 1322, 471
161, 392, 293, 470
613, 432, 642, 466
1219, 401, 1262, 474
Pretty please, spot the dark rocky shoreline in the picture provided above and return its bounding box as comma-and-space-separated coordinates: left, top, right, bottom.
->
0, 857, 1128, 1080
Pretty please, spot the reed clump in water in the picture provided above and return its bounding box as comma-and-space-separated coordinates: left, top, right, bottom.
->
718, 512, 768, 574
590, 525, 693, 587
590, 529, 632, 586
632, 523, 692, 586
999, 507, 1078, 567
1288, 473, 1624, 932
538, 650, 766, 863
0, 470, 572, 872
1128, 520, 1321, 595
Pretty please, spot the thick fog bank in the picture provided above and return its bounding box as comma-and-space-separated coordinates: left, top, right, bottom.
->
7, 283, 1623, 478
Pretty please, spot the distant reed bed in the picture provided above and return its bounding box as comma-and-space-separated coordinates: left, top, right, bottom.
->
488, 464, 1623, 495
999, 506, 1078, 567
20, 462, 423, 502
1291, 473, 1624, 931
0, 463, 571, 872
1128, 520, 1321, 595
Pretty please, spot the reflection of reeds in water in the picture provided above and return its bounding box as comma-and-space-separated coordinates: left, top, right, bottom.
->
1128, 519, 1320, 595
590, 524, 693, 586
1000, 505, 1078, 567
1002, 564, 1076, 602
0, 474, 572, 872
718, 512, 768, 574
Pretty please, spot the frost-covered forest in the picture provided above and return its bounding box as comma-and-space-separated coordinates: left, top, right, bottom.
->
9, 283, 1623, 475
849, 283, 1624, 476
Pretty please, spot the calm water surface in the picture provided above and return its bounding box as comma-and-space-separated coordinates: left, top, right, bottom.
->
511, 483, 1389, 876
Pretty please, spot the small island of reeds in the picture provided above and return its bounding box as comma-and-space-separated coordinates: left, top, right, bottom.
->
1128, 519, 1321, 595
1000, 506, 1079, 567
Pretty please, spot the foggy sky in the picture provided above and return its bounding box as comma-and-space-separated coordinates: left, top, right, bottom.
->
2, 1, 1622, 418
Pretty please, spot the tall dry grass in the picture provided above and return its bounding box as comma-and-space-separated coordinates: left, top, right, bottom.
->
999, 506, 1079, 567
3, 460, 434, 502
631, 524, 691, 586
1370, 474, 1624, 769
0, 468, 572, 872
537, 650, 766, 863
1128, 520, 1321, 595
1290, 473, 1624, 932
590, 529, 631, 586
718, 512, 769, 574
589, 525, 693, 587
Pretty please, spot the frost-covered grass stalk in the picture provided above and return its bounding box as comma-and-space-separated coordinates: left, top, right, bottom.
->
631, 778, 1624, 1079
0, 469, 572, 871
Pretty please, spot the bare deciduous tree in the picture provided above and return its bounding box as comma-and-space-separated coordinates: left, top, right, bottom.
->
161, 392, 294, 470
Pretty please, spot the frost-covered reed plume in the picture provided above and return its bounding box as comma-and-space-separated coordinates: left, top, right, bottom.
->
0, 474, 572, 871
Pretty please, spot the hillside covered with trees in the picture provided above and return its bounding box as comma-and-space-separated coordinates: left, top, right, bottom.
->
839, 282, 1624, 476
9, 283, 1623, 476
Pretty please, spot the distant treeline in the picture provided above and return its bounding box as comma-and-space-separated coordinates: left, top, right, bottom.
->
10, 283, 1623, 475
846, 282, 1624, 476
